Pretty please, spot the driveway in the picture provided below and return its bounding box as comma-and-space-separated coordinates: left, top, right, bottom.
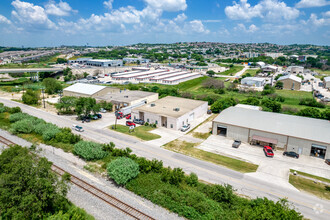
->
198, 135, 330, 189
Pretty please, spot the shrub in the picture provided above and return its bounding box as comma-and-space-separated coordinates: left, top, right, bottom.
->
299, 98, 325, 108
135, 157, 163, 174
211, 98, 237, 113
73, 141, 107, 161
161, 167, 185, 186
8, 107, 21, 114
42, 128, 61, 141
297, 108, 322, 119
144, 122, 149, 126
261, 99, 281, 112
9, 112, 31, 123
240, 97, 260, 106
322, 108, 330, 120
186, 173, 198, 187
54, 128, 81, 144
107, 157, 139, 185
11, 119, 35, 134
22, 89, 40, 105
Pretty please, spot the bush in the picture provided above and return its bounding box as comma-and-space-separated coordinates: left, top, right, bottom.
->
297, 108, 322, 119
8, 107, 21, 114
240, 97, 260, 106
42, 128, 61, 141
73, 141, 107, 161
299, 98, 325, 108
54, 128, 81, 144
261, 99, 281, 112
135, 157, 163, 174
211, 98, 237, 113
9, 112, 31, 123
22, 89, 40, 105
107, 157, 139, 185
144, 122, 149, 126
11, 119, 35, 134
322, 108, 330, 120
186, 173, 198, 187
161, 167, 185, 186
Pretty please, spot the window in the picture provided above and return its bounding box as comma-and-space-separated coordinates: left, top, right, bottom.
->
170, 124, 173, 128
147, 119, 149, 123
155, 120, 158, 124
134, 116, 136, 120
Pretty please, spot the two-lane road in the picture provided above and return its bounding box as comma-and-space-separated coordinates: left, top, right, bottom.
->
1, 98, 329, 220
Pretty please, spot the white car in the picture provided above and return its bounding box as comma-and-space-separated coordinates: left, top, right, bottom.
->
180, 124, 191, 132
100, 108, 107, 113
72, 124, 84, 132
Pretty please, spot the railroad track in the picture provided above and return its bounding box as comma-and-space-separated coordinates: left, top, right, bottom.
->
52, 164, 155, 220
0, 135, 15, 146
0, 136, 155, 220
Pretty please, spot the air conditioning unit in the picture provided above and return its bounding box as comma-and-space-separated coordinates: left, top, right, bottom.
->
151, 103, 156, 107
173, 108, 180, 111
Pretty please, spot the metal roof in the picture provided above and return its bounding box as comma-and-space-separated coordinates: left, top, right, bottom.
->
64, 83, 106, 95
241, 77, 265, 82
213, 107, 330, 144
278, 74, 302, 83
324, 76, 330, 82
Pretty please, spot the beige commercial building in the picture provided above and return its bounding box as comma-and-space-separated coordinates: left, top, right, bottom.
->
324, 76, 330, 89
96, 90, 158, 109
132, 96, 208, 130
277, 75, 302, 90
63, 83, 120, 98
212, 106, 330, 159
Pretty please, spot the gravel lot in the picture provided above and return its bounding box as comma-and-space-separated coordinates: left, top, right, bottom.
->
0, 129, 183, 220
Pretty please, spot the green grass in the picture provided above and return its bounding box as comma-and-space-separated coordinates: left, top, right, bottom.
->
191, 132, 211, 139
164, 139, 258, 173
243, 69, 259, 77
110, 125, 161, 141
289, 175, 330, 200
217, 65, 244, 76
311, 69, 330, 76
290, 169, 330, 184
0, 112, 11, 130
177, 76, 208, 91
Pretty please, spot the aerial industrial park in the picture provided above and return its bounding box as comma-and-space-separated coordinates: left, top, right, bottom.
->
0, 0, 329, 220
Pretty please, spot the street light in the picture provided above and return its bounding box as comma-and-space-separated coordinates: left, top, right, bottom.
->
41, 87, 46, 108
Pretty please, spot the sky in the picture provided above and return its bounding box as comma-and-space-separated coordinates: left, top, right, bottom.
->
0, 0, 329, 47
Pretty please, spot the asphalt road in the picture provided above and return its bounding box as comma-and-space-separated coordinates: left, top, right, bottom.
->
1, 98, 329, 220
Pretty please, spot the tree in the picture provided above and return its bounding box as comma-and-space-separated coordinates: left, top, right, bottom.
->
261, 99, 282, 112
107, 157, 139, 185
43, 78, 62, 94
241, 97, 260, 106
206, 70, 215, 77
56, 58, 67, 64
75, 97, 99, 117
0, 146, 69, 219
55, 96, 77, 113
22, 89, 39, 105
211, 98, 237, 113
275, 81, 283, 89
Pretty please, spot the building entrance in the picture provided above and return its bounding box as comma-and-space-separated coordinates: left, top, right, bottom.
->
217, 125, 227, 136
310, 144, 327, 159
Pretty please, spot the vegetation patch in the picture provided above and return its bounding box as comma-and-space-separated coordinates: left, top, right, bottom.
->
191, 132, 211, 139
289, 175, 330, 200
164, 139, 258, 173
217, 65, 244, 76
290, 169, 330, 184
110, 124, 161, 141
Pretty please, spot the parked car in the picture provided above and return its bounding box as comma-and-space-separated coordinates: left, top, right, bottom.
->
283, 151, 299, 159
232, 140, 241, 148
116, 112, 123, 119
263, 146, 274, 157
126, 121, 136, 127
133, 118, 144, 125
325, 159, 330, 165
100, 108, 107, 113
90, 115, 98, 120
96, 113, 102, 119
180, 124, 191, 132
126, 114, 131, 119
72, 124, 84, 132
207, 109, 212, 114
79, 116, 90, 122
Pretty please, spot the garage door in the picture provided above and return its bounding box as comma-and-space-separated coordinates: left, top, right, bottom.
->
189, 113, 194, 122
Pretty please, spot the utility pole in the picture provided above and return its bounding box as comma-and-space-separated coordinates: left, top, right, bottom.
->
41, 88, 46, 108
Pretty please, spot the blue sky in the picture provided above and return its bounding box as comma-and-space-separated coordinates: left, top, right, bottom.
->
0, 0, 329, 47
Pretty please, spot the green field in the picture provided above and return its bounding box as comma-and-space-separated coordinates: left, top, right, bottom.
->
242, 69, 259, 77
110, 124, 161, 141
217, 65, 244, 76
311, 69, 330, 76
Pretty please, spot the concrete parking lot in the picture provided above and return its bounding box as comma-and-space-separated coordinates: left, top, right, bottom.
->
198, 135, 330, 188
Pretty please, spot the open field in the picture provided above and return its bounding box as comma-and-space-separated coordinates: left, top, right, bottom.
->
311, 69, 330, 76
164, 139, 258, 173
290, 169, 330, 184
217, 65, 244, 76
109, 124, 161, 141
242, 69, 259, 77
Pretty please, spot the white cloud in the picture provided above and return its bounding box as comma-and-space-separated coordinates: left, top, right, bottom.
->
0, 15, 11, 24
144, 0, 187, 12
323, 11, 330, 17
185, 20, 209, 34
45, 0, 76, 16
103, 0, 114, 10
306, 13, 330, 26
225, 0, 299, 22
235, 23, 259, 33
174, 13, 187, 23
11, 0, 56, 29
296, 0, 330, 8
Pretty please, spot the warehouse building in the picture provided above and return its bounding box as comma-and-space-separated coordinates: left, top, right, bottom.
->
96, 90, 158, 110
261, 65, 278, 73
287, 66, 304, 74
212, 106, 330, 159
323, 76, 330, 89
63, 83, 120, 98
277, 74, 302, 90
86, 59, 123, 67
241, 77, 266, 87
132, 96, 208, 130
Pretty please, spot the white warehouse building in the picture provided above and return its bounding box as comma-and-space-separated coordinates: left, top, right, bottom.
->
241, 77, 266, 87
86, 59, 123, 67
132, 96, 208, 130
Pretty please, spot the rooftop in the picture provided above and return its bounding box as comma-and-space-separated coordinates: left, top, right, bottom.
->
241, 77, 265, 82
278, 74, 302, 83
64, 83, 106, 95
213, 106, 330, 144
134, 96, 207, 118
324, 76, 330, 82
97, 90, 157, 103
